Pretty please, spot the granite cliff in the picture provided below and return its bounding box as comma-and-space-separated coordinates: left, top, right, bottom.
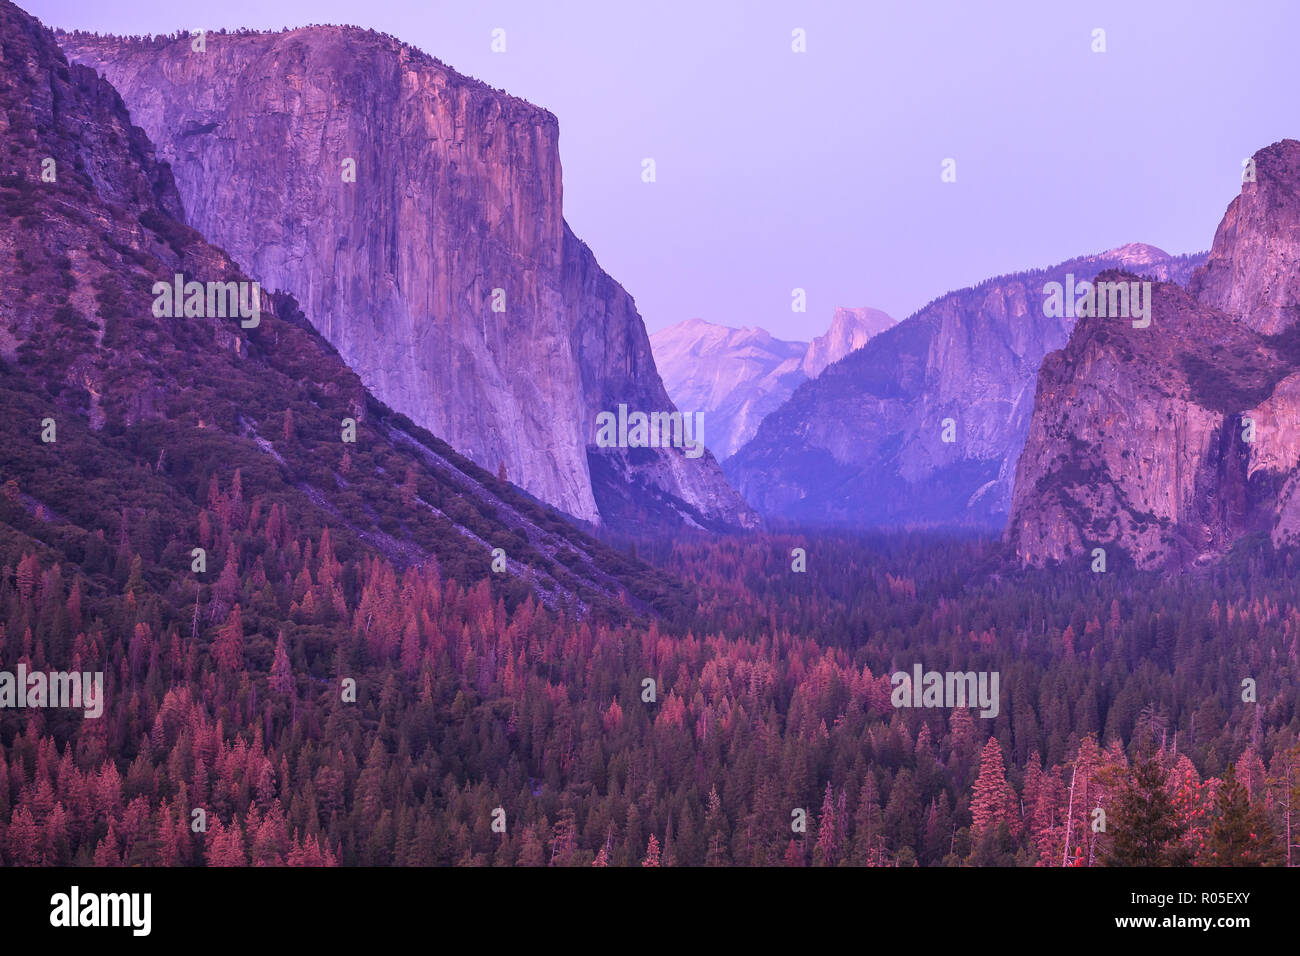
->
60, 27, 753, 532
0, 0, 693, 620
1009, 140, 1300, 568
1189, 140, 1300, 336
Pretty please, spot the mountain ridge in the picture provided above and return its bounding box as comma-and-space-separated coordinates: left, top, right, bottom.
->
724, 243, 1206, 528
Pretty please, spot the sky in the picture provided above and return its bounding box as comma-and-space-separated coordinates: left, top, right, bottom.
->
27, 0, 1300, 341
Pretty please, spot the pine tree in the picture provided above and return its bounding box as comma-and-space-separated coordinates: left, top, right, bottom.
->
206, 818, 248, 866
549, 808, 577, 866
270, 631, 293, 695
92, 823, 122, 867
922, 793, 953, 865
813, 782, 838, 866
1265, 742, 1300, 867
704, 786, 729, 866
971, 738, 1018, 836
852, 774, 885, 865
213, 604, 244, 674
1104, 754, 1185, 866
641, 833, 661, 867
1208, 763, 1284, 866
884, 768, 919, 853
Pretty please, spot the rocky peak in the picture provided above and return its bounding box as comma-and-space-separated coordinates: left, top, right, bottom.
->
801, 306, 895, 378
650, 307, 893, 461
1088, 242, 1184, 270
1189, 139, 1300, 335
1007, 141, 1300, 569
650, 318, 806, 461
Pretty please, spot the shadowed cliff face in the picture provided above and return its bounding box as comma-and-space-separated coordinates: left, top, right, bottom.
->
60, 27, 753, 532
724, 244, 1205, 529
1008, 141, 1300, 569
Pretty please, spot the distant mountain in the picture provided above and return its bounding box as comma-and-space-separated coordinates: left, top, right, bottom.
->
60, 26, 754, 534
650, 307, 893, 459
0, 0, 690, 622
802, 306, 895, 378
1008, 140, 1300, 569
724, 244, 1207, 528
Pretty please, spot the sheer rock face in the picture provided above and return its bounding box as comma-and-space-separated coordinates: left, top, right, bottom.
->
1007, 141, 1300, 569
61, 27, 753, 531
1189, 140, 1300, 335
0, 0, 681, 614
1005, 278, 1300, 569
724, 244, 1204, 528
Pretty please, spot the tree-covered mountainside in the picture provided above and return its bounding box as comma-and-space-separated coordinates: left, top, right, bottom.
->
4, 511, 1299, 865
